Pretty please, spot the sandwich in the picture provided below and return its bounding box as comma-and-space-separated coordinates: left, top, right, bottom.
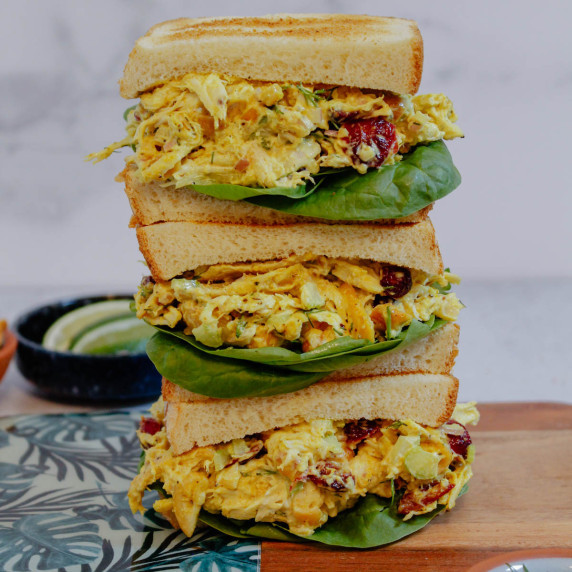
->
89, 14, 475, 547
88, 14, 463, 225
125, 219, 473, 547
133, 218, 463, 398
130, 381, 478, 547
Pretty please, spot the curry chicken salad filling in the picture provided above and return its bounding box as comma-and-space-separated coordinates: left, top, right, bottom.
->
89, 72, 463, 189
135, 254, 462, 351
130, 399, 477, 537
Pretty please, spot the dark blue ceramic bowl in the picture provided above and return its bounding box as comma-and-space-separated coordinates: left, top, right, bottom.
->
14, 295, 162, 402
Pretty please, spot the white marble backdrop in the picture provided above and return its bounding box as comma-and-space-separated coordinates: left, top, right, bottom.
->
1, 0, 571, 288
0, 1, 571, 405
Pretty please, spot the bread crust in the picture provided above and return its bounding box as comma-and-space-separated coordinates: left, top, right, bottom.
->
163, 373, 459, 453
136, 218, 443, 281
122, 167, 431, 227
120, 14, 423, 98
323, 322, 459, 381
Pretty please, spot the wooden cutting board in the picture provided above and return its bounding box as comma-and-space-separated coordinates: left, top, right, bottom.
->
261, 402, 572, 571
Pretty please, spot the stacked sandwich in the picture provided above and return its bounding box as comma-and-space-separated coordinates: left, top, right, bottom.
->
91, 15, 478, 548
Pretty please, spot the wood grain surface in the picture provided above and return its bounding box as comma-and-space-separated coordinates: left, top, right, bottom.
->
261, 402, 572, 571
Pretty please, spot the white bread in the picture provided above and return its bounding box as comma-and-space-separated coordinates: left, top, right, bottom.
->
323, 322, 459, 381
137, 218, 443, 281
162, 322, 459, 408
120, 15, 423, 99
121, 167, 431, 227
163, 373, 459, 453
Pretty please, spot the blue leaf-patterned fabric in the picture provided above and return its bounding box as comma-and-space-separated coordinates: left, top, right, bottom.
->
179, 538, 259, 572
0, 412, 261, 572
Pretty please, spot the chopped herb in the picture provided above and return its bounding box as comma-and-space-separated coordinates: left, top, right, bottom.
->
329, 118, 341, 130
123, 105, 137, 121
304, 307, 326, 314
137, 450, 146, 473
430, 268, 452, 294
284, 83, 328, 106
303, 307, 328, 328
291, 482, 304, 495
260, 138, 272, 150
389, 421, 405, 430
271, 104, 284, 115
235, 316, 247, 339
258, 115, 269, 125
385, 306, 393, 340
432, 282, 451, 294
256, 469, 278, 476
138, 283, 154, 299
210, 151, 215, 164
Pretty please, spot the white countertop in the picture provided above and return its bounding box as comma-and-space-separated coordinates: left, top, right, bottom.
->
1, 279, 570, 417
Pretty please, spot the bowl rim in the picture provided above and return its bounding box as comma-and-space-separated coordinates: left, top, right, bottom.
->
13, 293, 148, 360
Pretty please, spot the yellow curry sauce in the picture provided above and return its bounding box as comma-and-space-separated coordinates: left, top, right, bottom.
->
135, 254, 462, 351
89, 72, 462, 189
129, 399, 477, 537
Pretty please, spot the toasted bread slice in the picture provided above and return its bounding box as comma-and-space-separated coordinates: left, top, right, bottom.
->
136, 218, 442, 281
324, 322, 459, 381
120, 15, 423, 98
121, 167, 431, 227
163, 373, 458, 453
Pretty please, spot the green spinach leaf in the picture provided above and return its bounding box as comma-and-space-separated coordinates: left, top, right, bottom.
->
247, 141, 460, 219
146, 334, 325, 398
146, 318, 445, 398
198, 494, 444, 548
180, 141, 459, 219
187, 182, 310, 201
199, 511, 300, 542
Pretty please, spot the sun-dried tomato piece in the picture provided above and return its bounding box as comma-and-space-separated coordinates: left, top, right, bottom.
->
306, 461, 355, 492
344, 419, 380, 445
141, 275, 155, 287
381, 265, 412, 299
398, 481, 455, 515
342, 117, 398, 168
140, 417, 162, 435
234, 158, 250, 172
444, 421, 472, 459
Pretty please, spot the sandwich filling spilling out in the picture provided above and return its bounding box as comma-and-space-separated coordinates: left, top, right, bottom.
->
135, 254, 462, 351
89, 72, 462, 189
130, 399, 477, 538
